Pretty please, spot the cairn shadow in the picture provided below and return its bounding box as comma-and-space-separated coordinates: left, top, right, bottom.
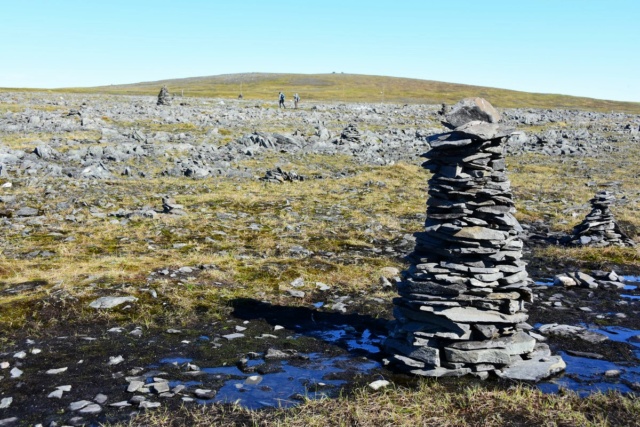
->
230, 298, 391, 360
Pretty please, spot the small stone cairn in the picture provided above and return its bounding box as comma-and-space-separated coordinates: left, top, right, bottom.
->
157, 86, 171, 106
569, 191, 635, 247
260, 167, 304, 183
337, 123, 362, 145
385, 98, 565, 381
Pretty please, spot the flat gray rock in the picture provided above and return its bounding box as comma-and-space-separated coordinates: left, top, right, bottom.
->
15, 207, 39, 217
79, 403, 102, 414
69, 400, 93, 411
445, 97, 501, 128
452, 226, 507, 241
496, 355, 566, 382
89, 296, 138, 309
453, 121, 511, 140
444, 347, 511, 365
222, 333, 245, 340
410, 367, 472, 377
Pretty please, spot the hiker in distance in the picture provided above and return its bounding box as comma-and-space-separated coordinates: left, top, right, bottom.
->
293, 93, 300, 109
278, 92, 286, 108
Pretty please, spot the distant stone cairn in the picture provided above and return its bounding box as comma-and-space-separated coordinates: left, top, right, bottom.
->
337, 123, 361, 145
569, 190, 635, 247
385, 97, 565, 381
157, 86, 171, 106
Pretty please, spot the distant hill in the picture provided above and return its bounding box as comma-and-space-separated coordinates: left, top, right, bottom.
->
12, 73, 640, 113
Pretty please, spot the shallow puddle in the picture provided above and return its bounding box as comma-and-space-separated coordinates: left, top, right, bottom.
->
152, 325, 385, 409
538, 352, 640, 396
539, 324, 640, 395
198, 355, 379, 409
146, 305, 640, 408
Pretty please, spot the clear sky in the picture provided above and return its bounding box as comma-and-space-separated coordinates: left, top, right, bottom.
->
1, 0, 638, 102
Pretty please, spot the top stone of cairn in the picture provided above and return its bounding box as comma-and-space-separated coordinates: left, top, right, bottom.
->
445, 97, 501, 128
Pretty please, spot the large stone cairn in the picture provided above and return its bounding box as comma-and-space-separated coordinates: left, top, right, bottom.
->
157, 86, 171, 106
385, 98, 565, 381
570, 190, 635, 247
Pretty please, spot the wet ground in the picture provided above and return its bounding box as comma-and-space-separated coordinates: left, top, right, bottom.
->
2, 272, 640, 426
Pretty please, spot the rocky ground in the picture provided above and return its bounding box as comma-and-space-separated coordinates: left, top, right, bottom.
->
1, 92, 640, 426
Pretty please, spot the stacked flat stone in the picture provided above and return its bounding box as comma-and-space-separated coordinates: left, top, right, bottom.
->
385, 98, 565, 381
337, 123, 361, 145
157, 86, 171, 106
570, 191, 635, 247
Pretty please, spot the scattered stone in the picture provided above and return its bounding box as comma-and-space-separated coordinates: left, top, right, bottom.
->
69, 400, 93, 411
315, 282, 331, 291
79, 404, 102, 414
48, 389, 64, 399
290, 277, 305, 287
89, 296, 137, 309
194, 389, 215, 399
245, 375, 263, 385
151, 381, 170, 394
9, 368, 22, 378
287, 289, 305, 298
13, 351, 26, 359
108, 355, 124, 365
127, 380, 145, 393
139, 401, 161, 409
46, 367, 68, 374
15, 207, 39, 217
0, 398, 12, 409
368, 380, 390, 390
553, 274, 577, 287
222, 333, 245, 341
94, 394, 108, 404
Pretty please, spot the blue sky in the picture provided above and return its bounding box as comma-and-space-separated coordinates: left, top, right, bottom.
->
1, 0, 638, 102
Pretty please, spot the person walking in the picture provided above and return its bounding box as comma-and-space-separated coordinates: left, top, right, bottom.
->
293, 93, 300, 109
278, 92, 286, 108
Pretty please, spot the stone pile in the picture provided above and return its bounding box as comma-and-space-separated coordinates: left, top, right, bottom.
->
157, 86, 171, 106
260, 167, 304, 183
569, 191, 635, 247
385, 98, 565, 381
336, 123, 361, 145
161, 197, 186, 215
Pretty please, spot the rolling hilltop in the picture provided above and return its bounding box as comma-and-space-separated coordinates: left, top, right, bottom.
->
7, 72, 640, 113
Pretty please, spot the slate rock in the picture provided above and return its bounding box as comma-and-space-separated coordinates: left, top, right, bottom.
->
445, 97, 501, 128
89, 296, 138, 309
496, 355, 566, 381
